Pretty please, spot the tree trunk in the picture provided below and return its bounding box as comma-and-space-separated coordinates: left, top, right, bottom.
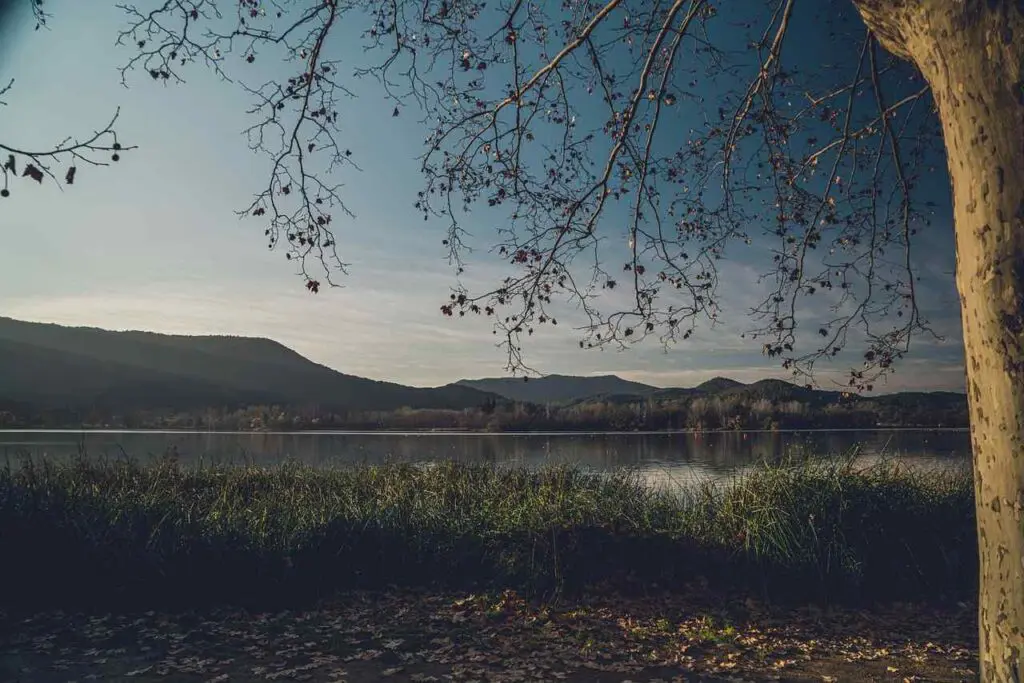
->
853, 1, 1024, 680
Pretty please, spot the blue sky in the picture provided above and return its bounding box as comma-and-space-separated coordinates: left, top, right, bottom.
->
0, 0, 966, 391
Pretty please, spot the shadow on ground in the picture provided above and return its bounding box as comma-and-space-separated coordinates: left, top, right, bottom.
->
0, 587, 977, 683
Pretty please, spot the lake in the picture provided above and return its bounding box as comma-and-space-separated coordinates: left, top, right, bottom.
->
0, 428, 971, 489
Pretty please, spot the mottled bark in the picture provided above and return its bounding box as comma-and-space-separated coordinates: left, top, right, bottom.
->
853, 1, 1024, 681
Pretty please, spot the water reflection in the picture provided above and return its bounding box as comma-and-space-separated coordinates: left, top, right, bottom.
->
0, 429, 971, 485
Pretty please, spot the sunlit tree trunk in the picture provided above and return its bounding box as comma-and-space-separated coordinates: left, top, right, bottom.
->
853, 1, 1024, 679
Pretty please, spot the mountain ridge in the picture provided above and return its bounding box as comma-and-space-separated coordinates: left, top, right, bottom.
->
0, 316, 497, 413
456, 374, 659, 404
0, 317, 965, 425
461, 372, 964, 405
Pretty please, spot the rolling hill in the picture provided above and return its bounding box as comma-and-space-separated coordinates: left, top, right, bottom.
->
0, 317, 497, 413
456, 374, 659, 404
466, 372, 965, 417
694, 377, 744, 393
459, 373, 832, 405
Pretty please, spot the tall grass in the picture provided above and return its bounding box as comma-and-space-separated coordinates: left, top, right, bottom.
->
0, 453, 975, 613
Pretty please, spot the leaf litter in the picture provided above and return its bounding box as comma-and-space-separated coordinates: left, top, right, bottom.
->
0, 586, 976, 682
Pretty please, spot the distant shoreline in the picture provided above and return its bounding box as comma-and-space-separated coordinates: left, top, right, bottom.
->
0, 426, 972, 436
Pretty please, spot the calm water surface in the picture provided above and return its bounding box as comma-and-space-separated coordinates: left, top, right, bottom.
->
0, 429, 971, 488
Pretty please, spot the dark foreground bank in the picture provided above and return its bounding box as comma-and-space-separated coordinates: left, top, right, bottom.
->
0, 455, 975, 613
0, 589, 979, 682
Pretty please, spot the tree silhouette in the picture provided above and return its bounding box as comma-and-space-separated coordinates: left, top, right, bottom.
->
101, 0, 948, 392
4, 0, 1024, 679
0, 2, 132, 196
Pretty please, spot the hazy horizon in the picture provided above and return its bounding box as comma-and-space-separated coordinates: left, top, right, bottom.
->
0, 1, 967, 394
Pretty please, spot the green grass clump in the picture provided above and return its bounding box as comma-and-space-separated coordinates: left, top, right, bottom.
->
0, 454, 975, 613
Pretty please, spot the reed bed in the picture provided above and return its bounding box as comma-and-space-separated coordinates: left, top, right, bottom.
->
0, 452, 975, 613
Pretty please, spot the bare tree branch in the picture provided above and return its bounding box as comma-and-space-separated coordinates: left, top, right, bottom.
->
0, 1, 133, 198
103, 0, 945, 391
0, 98, 132, 197
117, 0, 358, 290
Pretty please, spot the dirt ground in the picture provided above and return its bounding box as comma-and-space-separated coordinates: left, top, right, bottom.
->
0, 587, 978, 682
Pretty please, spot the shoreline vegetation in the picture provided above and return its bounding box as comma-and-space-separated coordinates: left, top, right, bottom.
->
0, 424, 974, 433
0, 390, 969, 432
0, 454, 975, 617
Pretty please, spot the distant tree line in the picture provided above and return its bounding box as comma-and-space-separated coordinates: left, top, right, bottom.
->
0, 392, 968, 431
